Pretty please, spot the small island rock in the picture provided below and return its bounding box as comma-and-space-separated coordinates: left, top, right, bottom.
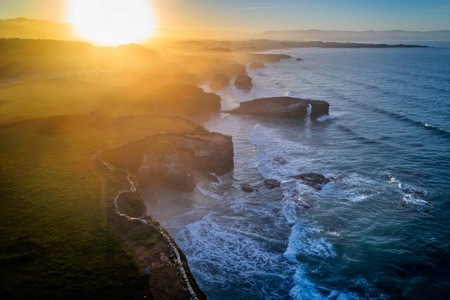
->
228, 97, 329, 120
241, 183, 255, 193
274, 157, 288, 165
291, 173, 330, 190
264, 179, 281, 189
235, 74, 253, 88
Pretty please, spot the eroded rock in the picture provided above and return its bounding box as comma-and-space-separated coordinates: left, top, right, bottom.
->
291, 173, 330, 190
227, 97, 329, 120
274, 157, 288, 165
241, 183, 255, 193
102, 132, 234, 192
264, 179, 281, 189
235, 74, 253, 88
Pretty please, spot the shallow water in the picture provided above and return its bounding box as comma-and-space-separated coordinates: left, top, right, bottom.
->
147, 42, 450, 299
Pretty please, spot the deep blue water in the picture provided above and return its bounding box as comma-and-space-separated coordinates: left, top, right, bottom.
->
148, 43, 450, 299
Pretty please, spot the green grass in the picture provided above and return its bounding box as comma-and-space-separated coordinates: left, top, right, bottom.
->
0, 115, 197, 299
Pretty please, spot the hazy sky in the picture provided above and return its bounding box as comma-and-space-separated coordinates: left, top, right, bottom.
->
0, 0, 449, 32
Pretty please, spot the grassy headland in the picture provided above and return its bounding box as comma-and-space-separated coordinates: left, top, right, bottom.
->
0, 38, 229, 299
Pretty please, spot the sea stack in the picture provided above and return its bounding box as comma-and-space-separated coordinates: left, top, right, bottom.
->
228, 97, 329, 120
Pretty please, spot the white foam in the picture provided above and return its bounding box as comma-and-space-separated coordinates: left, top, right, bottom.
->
176, 211, 296, 297
388, 176, 428, 206
289, 267, 324, 300
283, 224, 336, 263
197, 185, 222, 201
316, 114, 335, 122
289, 266, 361, 300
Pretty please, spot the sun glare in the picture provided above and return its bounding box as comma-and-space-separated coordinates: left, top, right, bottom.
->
68, 0, 155, 46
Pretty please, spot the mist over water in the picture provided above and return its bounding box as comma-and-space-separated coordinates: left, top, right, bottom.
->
148, 43, 450, 299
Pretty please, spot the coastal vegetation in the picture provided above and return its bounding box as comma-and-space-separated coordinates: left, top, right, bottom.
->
0, 37, 223, 298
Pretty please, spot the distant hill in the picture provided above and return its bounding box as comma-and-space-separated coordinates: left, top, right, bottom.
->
258, 29, 450, 42
0, 18, 81, 40
1, 18, 449, 43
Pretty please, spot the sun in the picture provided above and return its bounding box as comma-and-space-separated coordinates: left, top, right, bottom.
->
68, 0, 155, 46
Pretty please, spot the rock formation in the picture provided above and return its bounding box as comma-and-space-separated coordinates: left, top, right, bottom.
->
291, 173, 331, 190
309, 100, 330, 120
101, 132, 234, 192
240, 183, 255, 193
274, 157, 288, 165
227, 97, 329, 120
264, 179, 281, 189
235, 74, 253, 88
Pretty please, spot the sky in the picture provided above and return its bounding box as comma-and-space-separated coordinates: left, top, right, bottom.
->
0, 0, 449, 32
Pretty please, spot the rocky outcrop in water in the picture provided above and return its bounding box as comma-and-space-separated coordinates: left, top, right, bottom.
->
235, 74, 253, 88
309, 100, 330, 120
291, 173, 331, 190
264, 179, 281, 189
274, 157, 288, 165
241, 183, 255, 193
227, 97, 329, 120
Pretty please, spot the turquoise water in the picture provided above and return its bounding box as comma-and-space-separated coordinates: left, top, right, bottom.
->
150, 43, 450, 299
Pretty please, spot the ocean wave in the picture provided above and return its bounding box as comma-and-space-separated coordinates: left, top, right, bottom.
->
289, 267, 361, 300
176, 211, 295, 298
388, 176, 429, 207
283, 224, 336, 262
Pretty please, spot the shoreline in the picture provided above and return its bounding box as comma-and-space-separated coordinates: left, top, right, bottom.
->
96, 131, 234, 299
97, 153, 201, 299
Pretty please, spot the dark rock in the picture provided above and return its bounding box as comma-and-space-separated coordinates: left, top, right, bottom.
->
296, 58, 303, 61
274, 157, 288, 165
401, 187, 426, 198
235, 74, 253, 88
309, 100, 330, 120
210, 74, 230, 91
291, 173, 330, 190
229, 97, 307, 119
264, 179, 281, 189
227, 97, 329, 120
241, 183, 254, 193
249, 62, 265, 69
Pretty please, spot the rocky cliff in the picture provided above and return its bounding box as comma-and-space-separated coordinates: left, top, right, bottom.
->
97, 131, 234, 299
101, 132, 234, 192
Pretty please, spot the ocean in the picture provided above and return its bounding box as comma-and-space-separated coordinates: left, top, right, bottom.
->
147, 42, 450, 299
